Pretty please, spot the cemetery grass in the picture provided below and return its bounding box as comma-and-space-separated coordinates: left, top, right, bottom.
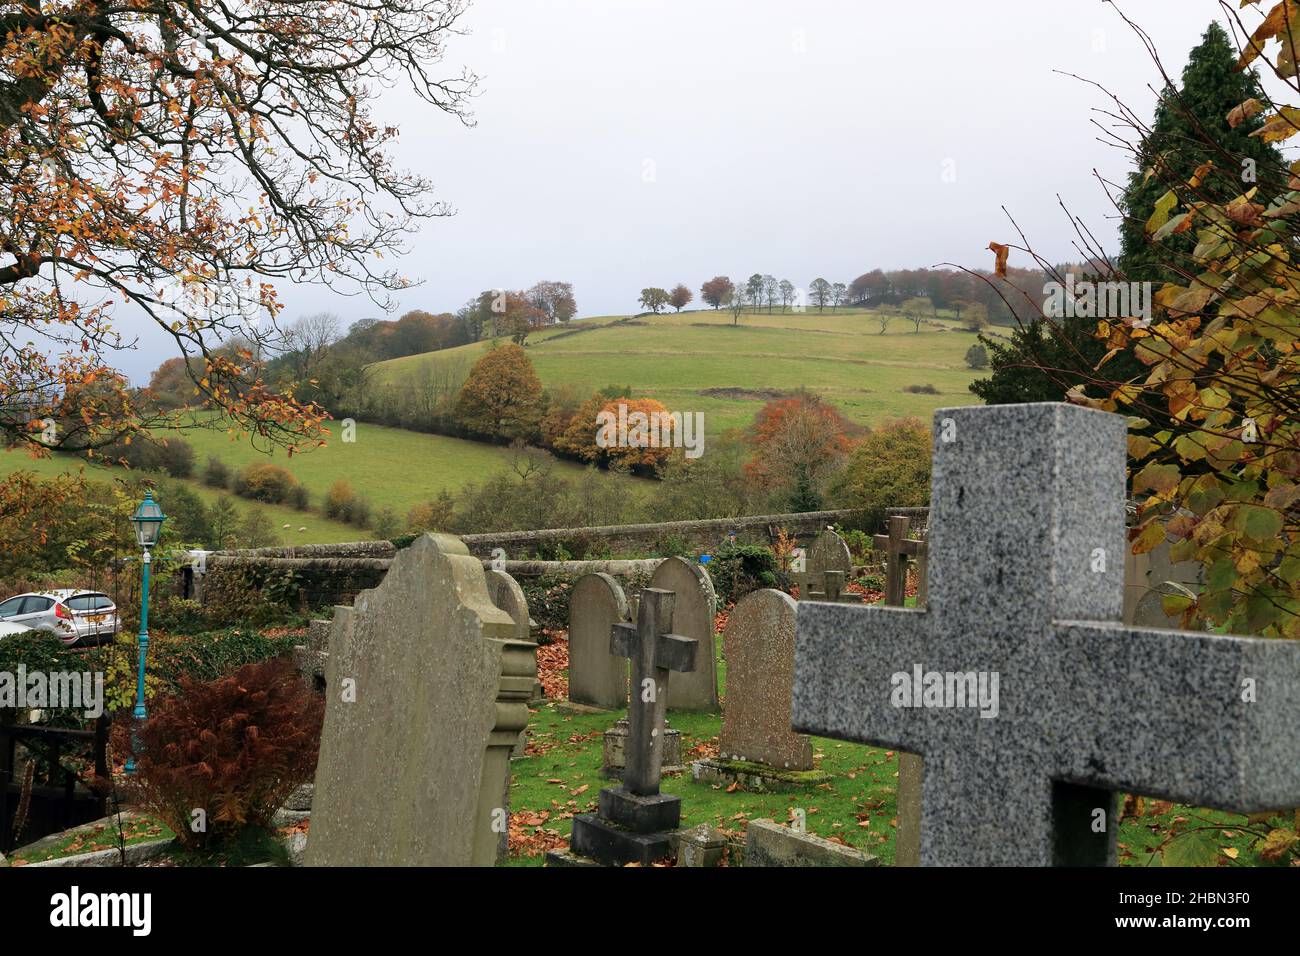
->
510, 703, 1288, 868
507, 638, 1287, 868
370, 309, 993, 436
4, 812, 175, 865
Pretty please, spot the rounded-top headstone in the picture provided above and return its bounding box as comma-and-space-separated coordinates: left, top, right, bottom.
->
719, 589, 812, 770
568, 573, 630, 709
648, 556, 719, 712
808, 528, 853, 577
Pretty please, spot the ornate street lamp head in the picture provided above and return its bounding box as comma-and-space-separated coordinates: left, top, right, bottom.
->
131, 491, 167, 549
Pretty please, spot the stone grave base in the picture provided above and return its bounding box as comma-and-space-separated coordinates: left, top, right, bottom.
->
544, 848, 602, 867
553, 700, 613, 716
565, 786, 682, 866
691, 757, 831, 792
602, 717, 686, 779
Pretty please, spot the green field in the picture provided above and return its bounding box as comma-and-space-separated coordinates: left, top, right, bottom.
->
0, 449, 361, 546
2, 414, 639, 546
178, 415, 610, 516
370, 308, 993, 435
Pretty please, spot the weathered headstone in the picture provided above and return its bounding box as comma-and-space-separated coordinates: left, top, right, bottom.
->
745, 818, 878, 867
719, 589, 809, 768
649, 557, 719, 711
794, 403, 1300, 866
307, 533, 536, 867
695, 589, 827, 790
795, 527, 857, 603
567, 573, 630, 710
566, 589, 697, 866
602, 716, 684, 778
872, 514, 925, 867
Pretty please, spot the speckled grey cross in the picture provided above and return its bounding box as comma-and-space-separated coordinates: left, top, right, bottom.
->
793, 402, 1300, 866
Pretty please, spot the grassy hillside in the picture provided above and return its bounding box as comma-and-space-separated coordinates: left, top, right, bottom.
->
2, 416, 635, 547
369, 307, 991, 435
180, 415, 606, 516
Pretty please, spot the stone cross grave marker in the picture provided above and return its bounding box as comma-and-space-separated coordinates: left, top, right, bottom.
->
795, 527, 857, 603
567, 572, 630, 710
568, 588, 697, 865
872, 514, 926, 867
873, 515, 926, 607
649, 556, 718, 711
307, 533, 535, 867
793, 403, 1300, 866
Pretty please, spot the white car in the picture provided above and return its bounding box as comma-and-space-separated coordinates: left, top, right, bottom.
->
0, 621, 32, 642
0, 590, 120, 647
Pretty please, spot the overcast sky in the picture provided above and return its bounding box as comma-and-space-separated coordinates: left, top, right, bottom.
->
115, 0, 1222, 381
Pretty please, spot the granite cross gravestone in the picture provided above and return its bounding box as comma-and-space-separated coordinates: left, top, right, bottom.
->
567, 573, 630, 709
793, 403, 1300, 866
307, 533, 536, 867
568, 588, 697, 865
649, 557, 719, 711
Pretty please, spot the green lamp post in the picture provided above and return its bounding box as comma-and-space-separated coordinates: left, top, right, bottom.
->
125, 491, 165, 774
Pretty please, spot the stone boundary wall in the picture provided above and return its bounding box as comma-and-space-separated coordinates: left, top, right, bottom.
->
194, 507, 930, 611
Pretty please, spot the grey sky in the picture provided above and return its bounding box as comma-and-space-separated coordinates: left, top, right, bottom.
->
116, 1, 1221, 381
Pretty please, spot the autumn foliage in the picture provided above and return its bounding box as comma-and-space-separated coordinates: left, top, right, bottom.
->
0, 1, 478, 466
132, 659, 324, 848
455, 343, 544, 442
744, 392, 855, 511
999, 3, 1300, 638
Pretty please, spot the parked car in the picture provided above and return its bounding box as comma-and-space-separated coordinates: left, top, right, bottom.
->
0, 621, 32, 643
0, 590, 119, 647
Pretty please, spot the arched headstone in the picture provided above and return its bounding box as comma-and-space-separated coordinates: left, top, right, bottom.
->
307, 533, 534, 866
649, 556, 718, 711
568, 573, 630, 709
719, 589, 811, 769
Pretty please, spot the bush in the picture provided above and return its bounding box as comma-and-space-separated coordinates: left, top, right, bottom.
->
707, 544, 783, 605
323, 480, 355, 521
202, 456, 231, 489
148, 626, 306, 692
521, 575, 573, 635
341, 494, 372, 528
964, 344, 989, 369
902, 383, 939, 394
232, 462, 300, 504
408, 492, 457, 533
133, 658, 323, 848
372, 506, 402, 541
287, 484, 310, 511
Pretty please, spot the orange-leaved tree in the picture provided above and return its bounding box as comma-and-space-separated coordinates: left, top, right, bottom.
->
454, 343, 544, 442
744, 391, 855, 512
